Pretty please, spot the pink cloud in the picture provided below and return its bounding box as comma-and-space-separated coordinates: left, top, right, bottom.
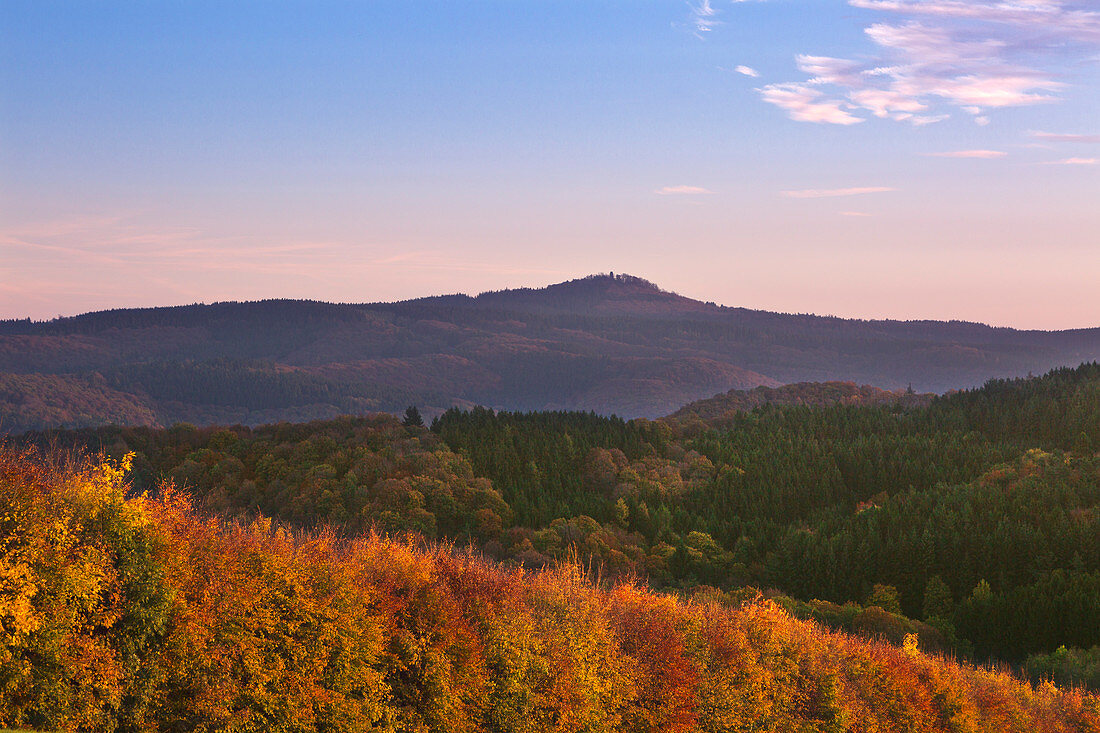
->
753, 0, 1095, 125
848, 87, 929, 118
781, 186, 896, 198
654, 185, 714, 195
1031, 131, 1100, 143
923, 150, 1008, 158
758, 83, 864, 125
849, 1, 1100, 43
925, 74, 1061, 108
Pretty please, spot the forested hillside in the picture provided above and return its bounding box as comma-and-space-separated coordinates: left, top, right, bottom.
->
665, 381, 934, 430
2, 448, 1097, 731
21, 362, 1100, 689
3, 273, 1099, 430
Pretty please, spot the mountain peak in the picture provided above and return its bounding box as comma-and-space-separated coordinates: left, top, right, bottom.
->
469, 273, 712, 317
569, 273, 663, 291
476, 272, 664, 297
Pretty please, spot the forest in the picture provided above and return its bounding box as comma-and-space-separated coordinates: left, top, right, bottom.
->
8, 0, 1099, 728
16, 362, 1100, 695
2, 446, 1098, 731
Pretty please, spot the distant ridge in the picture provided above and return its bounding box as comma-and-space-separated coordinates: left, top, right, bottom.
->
2, 273, 1099, 431
664, 381, 935, 429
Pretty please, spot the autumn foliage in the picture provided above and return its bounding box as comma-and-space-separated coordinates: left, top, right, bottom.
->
2, 448, 1098, 732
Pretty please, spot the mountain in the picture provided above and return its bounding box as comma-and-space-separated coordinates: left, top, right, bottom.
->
2, 273, 1099, 430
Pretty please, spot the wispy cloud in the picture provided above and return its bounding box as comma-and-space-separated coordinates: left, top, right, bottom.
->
849, 1, 1100, 43
1042, 157, 1099, 165
1031, 131, 1100, 143
751, 0, 1098, 125
0, 217, 337, 273
655, 185, 714, 195
840, 211, 874, 217
781, 186, 896, 198
689, 0, 719, 37
735, 65, 760, 77
923, 150, 1007, 158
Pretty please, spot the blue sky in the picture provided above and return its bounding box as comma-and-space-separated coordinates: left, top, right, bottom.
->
2, 0, 1098, 327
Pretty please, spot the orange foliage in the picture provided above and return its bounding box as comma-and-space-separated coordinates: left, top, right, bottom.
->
606, 585, 698, 733
2, 448, 1100, 732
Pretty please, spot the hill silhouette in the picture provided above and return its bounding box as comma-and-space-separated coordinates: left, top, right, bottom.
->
2, 273, 1098, 430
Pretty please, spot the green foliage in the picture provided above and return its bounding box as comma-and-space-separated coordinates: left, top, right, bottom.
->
957, 570, 1100, 660
402, 405, 424, 427
16, 362, 1100, 677
922, 575, 953, 620
4, 448, 1099, 732
431, 407, 667, 527
865, 584, 902, 615
24, 416, 510, 546
1026, 645, 1100, 689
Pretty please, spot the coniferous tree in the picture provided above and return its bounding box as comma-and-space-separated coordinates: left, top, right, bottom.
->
922, 575, 954, 620
402, 405, 424, 427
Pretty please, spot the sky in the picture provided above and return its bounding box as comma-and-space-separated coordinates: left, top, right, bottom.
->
1, 0, 1098, 329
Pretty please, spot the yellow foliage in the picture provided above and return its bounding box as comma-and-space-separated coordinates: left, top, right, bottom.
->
903, 633, 920, 657
2, 447, 1099, 732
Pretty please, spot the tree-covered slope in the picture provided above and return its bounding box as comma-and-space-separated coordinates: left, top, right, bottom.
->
2, 448, 1097, 732
20, 363, 1100, 683
2, 273, 1099, 429
664, 380, 934, 430
0, 372, 158, 431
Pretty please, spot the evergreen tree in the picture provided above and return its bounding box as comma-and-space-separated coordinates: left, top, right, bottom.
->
403, 405, 424, 427
922, 575, 954, 620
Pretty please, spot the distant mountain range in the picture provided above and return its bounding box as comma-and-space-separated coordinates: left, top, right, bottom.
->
2, 273, 1099, 431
